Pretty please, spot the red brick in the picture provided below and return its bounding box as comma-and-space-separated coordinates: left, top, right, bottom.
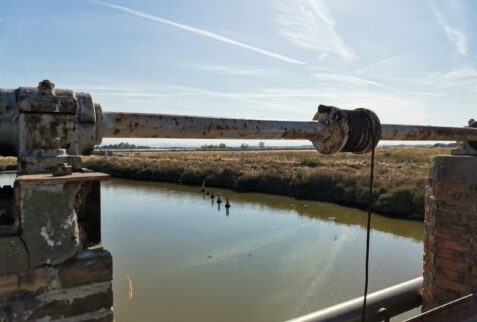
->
438, 238, 471, 253
436, 190, 457, 200
429, 285, 460, 305
437, 267, 468, 283
469, 193, 477, 203
435, 256, 470, 272
434, 219, 471, 237
437, 200, 474, 213
469, 236, 477, 246
435, 247, 469, 265
433, 211, 457, 222
435, 277, 472, 294
433, 229, 461, 242
436, 182, 472, 191
472, 276, 477, 287
471, 256, 477, 266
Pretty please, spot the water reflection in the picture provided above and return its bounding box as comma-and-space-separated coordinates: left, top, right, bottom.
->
110, 178, 423, 242
101, 178, 423, 322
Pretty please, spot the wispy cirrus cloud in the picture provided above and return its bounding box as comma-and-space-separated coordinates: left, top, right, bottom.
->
274, 0, 357, 64
312, 73, 388, 89
91, 0, 305, 65
84, 80, 430, 123
354, 55, 407, 77
428, 0, 467, 55
192, 64, 273, 76
422, 67, 477, 92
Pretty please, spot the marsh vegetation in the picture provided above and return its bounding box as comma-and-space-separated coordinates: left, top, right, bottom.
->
83, 147, 451, 218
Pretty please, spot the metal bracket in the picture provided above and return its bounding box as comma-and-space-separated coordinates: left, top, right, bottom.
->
452, 119, 477, 156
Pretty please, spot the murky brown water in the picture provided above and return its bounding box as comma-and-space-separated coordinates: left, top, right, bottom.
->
0, 173, 423, 321
102, 179, 423, 322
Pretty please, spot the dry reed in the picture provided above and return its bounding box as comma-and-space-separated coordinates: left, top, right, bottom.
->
83, 147, 451, 218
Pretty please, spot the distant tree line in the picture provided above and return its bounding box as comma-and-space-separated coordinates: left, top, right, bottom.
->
200, 143, 228, 149
201, 142, 266, 150
99, 142, 152, 149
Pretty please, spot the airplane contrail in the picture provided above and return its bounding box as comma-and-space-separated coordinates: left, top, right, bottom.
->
91, 0, 306, 65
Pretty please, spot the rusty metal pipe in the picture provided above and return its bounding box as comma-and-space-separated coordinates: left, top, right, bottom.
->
101, 112, 477, 142
381, 124, 477, 141
101, 112, 327, 140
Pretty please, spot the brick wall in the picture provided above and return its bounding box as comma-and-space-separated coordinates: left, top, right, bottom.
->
0, 248, 113, 321
422, 155, 477, 311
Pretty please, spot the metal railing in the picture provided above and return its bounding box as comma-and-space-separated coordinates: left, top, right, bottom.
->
287, 277, 423, 322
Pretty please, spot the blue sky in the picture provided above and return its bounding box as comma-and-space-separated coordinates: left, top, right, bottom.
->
1, 0, 476, 146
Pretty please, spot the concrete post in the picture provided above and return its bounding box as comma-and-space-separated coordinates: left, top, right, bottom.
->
422, 155, 477, 311
0, 173, 113, 321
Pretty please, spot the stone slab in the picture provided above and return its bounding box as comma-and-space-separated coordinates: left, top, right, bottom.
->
20, 182, 80, 267
58, 249, 112, 289
16, 172, 109, 185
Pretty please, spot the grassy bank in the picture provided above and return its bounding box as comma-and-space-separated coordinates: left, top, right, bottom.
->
83, 147, 451, 218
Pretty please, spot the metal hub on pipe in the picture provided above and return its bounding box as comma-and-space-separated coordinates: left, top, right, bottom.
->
311, 105, 381, 154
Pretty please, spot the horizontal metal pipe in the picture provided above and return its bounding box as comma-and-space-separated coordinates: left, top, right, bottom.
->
102, 112, 477, 142
101, 112, 327, 140
381, 124, 477, 141
286, 277, 423, 322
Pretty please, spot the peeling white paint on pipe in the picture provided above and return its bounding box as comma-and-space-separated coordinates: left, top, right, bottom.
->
101, 112, 477, 142
101, 112, 327, 140
381, 124, 477, 141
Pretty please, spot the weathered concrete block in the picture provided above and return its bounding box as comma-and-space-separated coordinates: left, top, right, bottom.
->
90, 313, 114, 322
17, 267, 48, 293
58, 249, 112, 289
1, 172, 112, 321
0, 273, 18, 294
0, 268, 49, 299
429, 155, 477, 184
1, 250, 113, 321
19, 182, 81, 267
10, 282, 113, 321
0, 236, 29, 275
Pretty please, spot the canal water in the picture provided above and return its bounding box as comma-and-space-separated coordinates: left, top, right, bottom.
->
0, 173, 423, 321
